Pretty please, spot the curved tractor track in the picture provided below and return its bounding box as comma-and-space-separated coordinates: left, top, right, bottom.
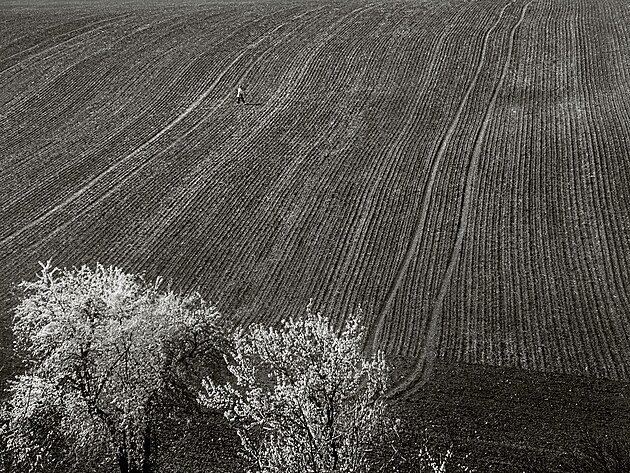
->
2, 0, 630, 403
0, 7, 325, 247
388, 1, 533, 398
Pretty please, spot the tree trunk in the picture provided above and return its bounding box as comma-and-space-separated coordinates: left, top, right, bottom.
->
118, 437, 142, 473
118, 445, 129, 473
118, 425, 154, 473
142, 423, 153, 473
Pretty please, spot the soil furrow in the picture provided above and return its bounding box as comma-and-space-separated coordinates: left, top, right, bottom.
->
390, 1, 532, 398
363, 3, 512, 355
0, 7, 323, 249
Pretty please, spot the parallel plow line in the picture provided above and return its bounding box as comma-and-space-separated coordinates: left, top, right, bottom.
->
3, 0, 630, 389
0, 13, 133, 76
66, 4, 344, 273
237, 5, 471, 325
247, 2, 490, 332
0, 12, 193, 116
232, 6, 410, 324
1, 5, 332, 261
0, 13, 102, 55
563, 0, 630, 378
0, 11, 223, 168
333, 19, 463, 352
0, 7, 315, 246
326, 3, 499, 355
210, 2, 516, 330
438, 0, 552, 370
250, 3, 505, 330
360, 2, 512, 355
306, 25, 454, 328
0, 6, 261, 166
350, 1, 506, 358
0, 11, 229, 224
124, 5, 385, 316
9, 3, 358, 286
233, 10, 416, 315
435, 0, 630, 380
390, 1, 532, 398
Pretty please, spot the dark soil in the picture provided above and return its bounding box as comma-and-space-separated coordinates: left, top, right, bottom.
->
153, 361, 630, 472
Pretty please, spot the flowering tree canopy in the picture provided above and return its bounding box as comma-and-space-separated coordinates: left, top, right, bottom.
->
200, 303, 395, 473
1, 262, 226, 473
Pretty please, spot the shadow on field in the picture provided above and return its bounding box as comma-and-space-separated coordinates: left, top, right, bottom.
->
152, 360, 630, 472
156, 409, 243, 473
391, 360, 630, 472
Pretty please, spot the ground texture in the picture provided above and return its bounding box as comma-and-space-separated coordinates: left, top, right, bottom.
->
1, 0, 630, 470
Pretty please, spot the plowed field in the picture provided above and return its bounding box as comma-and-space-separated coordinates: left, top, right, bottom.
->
2, 0, 630, 454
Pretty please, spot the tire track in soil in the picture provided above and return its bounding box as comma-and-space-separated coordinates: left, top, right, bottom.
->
325, 15, 457, 336
363, 2, 512, 354
0, 7, 304, 242
389, 1, 533, 399
121, 4, 378, 280
0, 8, 265, 193
24, 4, 339, 257
126, 4, 382, 310
0, 14, 219, 226
0, 7, 323, 249
350, 24, 453, 351
326, 5, 486, 356
0, 14, 133, 76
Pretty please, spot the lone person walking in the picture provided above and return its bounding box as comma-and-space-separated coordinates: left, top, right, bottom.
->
236, 86, 246, 104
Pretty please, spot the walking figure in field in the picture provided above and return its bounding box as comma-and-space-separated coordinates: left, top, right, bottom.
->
236, 86, 246, 104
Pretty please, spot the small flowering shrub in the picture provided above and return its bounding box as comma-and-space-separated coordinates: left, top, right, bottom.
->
200, 303, 396, 473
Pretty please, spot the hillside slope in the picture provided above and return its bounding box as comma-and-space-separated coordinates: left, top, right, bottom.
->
2, 0, 630, 399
